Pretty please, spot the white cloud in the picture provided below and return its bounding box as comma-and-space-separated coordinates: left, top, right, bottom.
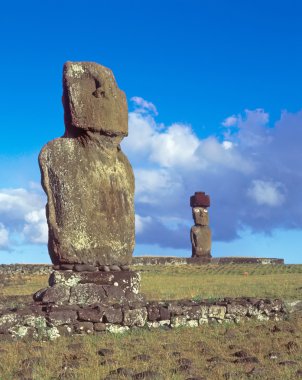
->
237, 109, 271, 148
131, 96, 158, 115
125, 113, 200, 169
23, 208, 48, 244
0, 188, 44, 220
24, 209, 44, 224
222, 115, 238, 127
197, 137, 253, 173
135, 169, 182, 204
0, 223, 9, 248
150, 123, 200, 168
125, 103, 253, 174
222, 141, 233, 150
124, 112, 156, 157
242, 108, 269, 126
247, 180, 285, 207
135, 214, 152, 234
0, 187, 47, 249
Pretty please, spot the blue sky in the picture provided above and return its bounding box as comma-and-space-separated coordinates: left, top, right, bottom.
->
0, 0, 302, 263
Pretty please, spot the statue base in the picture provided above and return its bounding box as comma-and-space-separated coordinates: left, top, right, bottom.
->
33, 269, 144, 306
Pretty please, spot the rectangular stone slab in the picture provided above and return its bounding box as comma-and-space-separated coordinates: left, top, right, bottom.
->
49, 270, 140, 294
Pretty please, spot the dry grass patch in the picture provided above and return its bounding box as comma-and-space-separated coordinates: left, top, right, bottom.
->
138, 264, 302, 300
0, 316, 301, 379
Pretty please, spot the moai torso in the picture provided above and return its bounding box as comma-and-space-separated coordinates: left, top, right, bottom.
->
190, 192, 212, 259
39, 62, 135, 266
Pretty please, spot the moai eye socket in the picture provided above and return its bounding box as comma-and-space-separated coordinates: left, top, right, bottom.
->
93, 88, 106, 98
92, 78, 105, 98
204, 209, 208, 213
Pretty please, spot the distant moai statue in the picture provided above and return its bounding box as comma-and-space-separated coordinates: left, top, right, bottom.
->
190, 192, 212, 260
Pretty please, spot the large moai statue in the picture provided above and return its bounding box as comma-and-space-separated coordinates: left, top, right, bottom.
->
190, 192, 212, 260
39, 61, 134, 267
35, 62, 142, 306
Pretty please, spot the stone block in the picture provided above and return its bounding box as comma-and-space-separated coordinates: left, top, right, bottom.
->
74, 264, 98, 272
200, 305, 209, 318
227, 303, 248, 316
270, 299, 283, 312
60, 264, 74, 270
73, 321, 94, 334
198, 318, 209, 325
49, 270, 140, 293
186, 305, 203, 319
9, 325, 31, 339
147, 321, 160, 328
147, 304, 160, 321
255, 314, 269, 321
48, 309, 77, 326
168, 303, 187, 316
208, 305, 226, 320
103, 307, 123, 323
94, 322, 106, 332
171, 316, 188, 328
78, 308, 104, 323
49, 271, 81, 287
33, 287, 48, 302
0, 313, 21, 332
159, 320, 170, 327
41, 284, 70, 305
102, 285, 126, 303
69, 283, 106, 305
57, 325, 73, 336
159, 306, 171, 320
123, 308, 147, 327
186, 320, 199, 327
22, 314, 47, 329
106, 324, 129, 333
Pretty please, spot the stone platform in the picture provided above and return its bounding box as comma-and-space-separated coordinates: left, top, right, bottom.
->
0, 263, 287, 340
0, 255, 284, 278
34, 269, 143, 306
132, 256, 284, 266
0, 296, 287, 341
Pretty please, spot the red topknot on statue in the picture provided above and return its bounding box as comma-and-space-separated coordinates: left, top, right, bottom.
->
190, 192, 210, 208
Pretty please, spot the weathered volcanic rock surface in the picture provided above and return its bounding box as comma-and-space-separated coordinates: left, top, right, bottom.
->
39, 62, 134, 266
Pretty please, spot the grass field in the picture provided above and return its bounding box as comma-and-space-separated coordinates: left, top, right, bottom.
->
0, 263, 301, 380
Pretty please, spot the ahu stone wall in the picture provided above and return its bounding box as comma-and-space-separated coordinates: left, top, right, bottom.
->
0, 297, 287, 341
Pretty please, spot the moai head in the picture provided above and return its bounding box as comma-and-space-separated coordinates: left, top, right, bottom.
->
190, 192, 210, 226
62, 61, 128, 137
192, 207, 209, 226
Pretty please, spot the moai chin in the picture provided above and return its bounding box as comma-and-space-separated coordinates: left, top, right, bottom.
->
190, 192, 212, 259
39, 61, 134, 267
